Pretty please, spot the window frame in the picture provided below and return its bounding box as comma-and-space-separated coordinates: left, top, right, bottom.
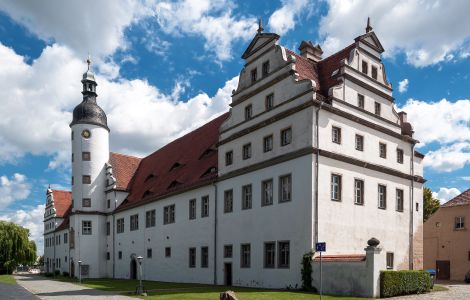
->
242, 184, 252, 210
362, 61, 368, 74
147, 248, 152, 258
261, 179, 274, 206
355, 134, 364, 151
82, 198, 91, 207
201, 195, 209, 218
354, 179, 364, 205
264, 242, 276, 268
332, 126, 342, 144
240, 243, 251, 268
396, 189, 404, 212
225, 151, 233, 166
357, 94, 365, 108
163, 204, 176, 224
386, 252, 394, 269
379, 142, 387, 158
189, 199, 196, 220
397, 148, 404, 164
263, 135, 273, 152
265, 93, 274, 110
82, 220, 92, 235
130, 214, 139, 231
165, 247, 171, 258
374, 102, 381, 116
378, 184, 387, 209
82, 175, 91, 184
331, 174, 342, 201
224, 189, 233, 213
146, 209, 156, 228
117, 218, 124, 234
242, 143, 252, 160
371, 66, 378, 80
455, 216, 465, 230
224, 245, 233, 258
251, 68, 257, 83
82, 151, 91, 161
201, 246, 209, 268
279, 174, 292, 203
262, 61, 270, 77
244, 104, 253, 120
189, 247, 196, 268
278, 241, 290, 268
280, 127, 292, 146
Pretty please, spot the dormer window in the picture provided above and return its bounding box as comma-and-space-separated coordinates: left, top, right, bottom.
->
361, 61, 368, 74
170, 162, 183, 171
371, 66, 378, 80
251, 68, 257, 83
168, 180, 182, 189
244, 105, 253, 120
144, 174, 155, 182
143, 190, 152, 198
262, 61, 270, 77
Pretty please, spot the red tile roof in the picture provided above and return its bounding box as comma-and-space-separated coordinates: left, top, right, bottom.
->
442, 189, 470, 207
116, 113, 229, 211
54, 207, 71, 232
51, 190, 72, 218
285, 49, 320, 88
109, 152, 141, 190
313, 254, 366, 262
317, 44, 355, 96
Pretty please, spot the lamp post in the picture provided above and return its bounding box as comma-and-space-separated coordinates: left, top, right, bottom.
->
137, 256, 144, 295
78, 260, 82, 284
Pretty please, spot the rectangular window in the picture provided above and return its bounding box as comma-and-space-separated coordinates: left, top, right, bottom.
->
262, 179, 273, 206
130, 214, 139, 231
397, 148, 404, 164
375, 102, 381, 116
82, 198, 91, 207
331, 174, 342, 201
371, 66, 378, 80
146, 209, 156, 227
355, 134, 364, 151
380, 142, 387, 158
251, 68, 257, 83
189, 248, 196, 268
332, 126, 341, 144
82, 175, 91, 184
107, 199, 110, 209
106, 221, 110, 236
244, 104, 253, 120
82, 152, 91, 161
386, 252, 394, 269
201, 247, 209, 268
117, 218, 124, 234
201, 196, 209, 217
64, 233, 68, 244
72, 176, 74, 186
278, 241, 290, 268
455, 216, 465, 229
357, 94, 365, 108
396, 189, 404, 212
280, 127, 292, 146
416, 202, 419, 212
378, 184, 387, 209
163, 205, 175, 224
224, 245, 233, 258
165, 247, 171, 257
189, 199, 196, 220
262, 61, 270, 77
82, 220, 92, 235
265, 93, 274, 110
225, 151, 233, 166
264, 242, 276, 268
263, 135, 273, 152
279, 174, 292, 202
242, 184, 252, 210
240, 244, 251, 268
72, 153, 74, 163
362, 61, 368, 74
118, 251, 122, 259
354, 179, 364, 205
106, 252, 110, 261
224, 190, 233, 213
147, 248, 152, 258
242, 143, 252, 160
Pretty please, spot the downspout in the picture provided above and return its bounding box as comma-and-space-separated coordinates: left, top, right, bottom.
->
314, 100, 323, 245
113, 191, 116, 278
53, 230, 56, 274
213, 182, 218, 285
409, 143, 415, 270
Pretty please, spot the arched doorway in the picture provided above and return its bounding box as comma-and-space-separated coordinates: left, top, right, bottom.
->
130, 258, 137, 279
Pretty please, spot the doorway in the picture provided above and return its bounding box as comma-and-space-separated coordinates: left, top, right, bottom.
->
130, 259, 137, 280
70, 260, 75, 278
224, 263, 232, 286
436, 260, 450, 280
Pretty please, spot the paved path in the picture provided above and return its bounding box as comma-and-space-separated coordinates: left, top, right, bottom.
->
0, 281, 39, 300
14, 275, 136, 300
393, 282, 470, 300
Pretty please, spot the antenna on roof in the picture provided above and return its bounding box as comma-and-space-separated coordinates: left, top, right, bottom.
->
365, 17, 373, 33
257, 17, 264, 34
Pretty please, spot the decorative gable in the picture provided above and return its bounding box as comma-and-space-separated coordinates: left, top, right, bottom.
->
355, 31, 385, 53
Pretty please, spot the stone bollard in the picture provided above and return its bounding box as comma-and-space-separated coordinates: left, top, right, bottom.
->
220, 290, 238, 300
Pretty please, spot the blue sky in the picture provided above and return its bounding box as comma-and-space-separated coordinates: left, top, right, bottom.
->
0, 0, 469, 254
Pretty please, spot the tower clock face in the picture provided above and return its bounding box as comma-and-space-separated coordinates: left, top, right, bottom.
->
81, 129, 91, 139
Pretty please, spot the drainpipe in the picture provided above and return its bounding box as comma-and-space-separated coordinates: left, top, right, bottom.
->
113, 191, 116, 278
314, 100, 323, 245
409, 143, 415, 270
213, 182, 218, 285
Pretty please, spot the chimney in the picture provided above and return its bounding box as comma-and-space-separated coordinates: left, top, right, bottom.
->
299, 40, 323, 63
398, 111, 407, 125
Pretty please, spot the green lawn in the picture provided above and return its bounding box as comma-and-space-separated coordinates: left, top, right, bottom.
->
58, 278, 367, 300
431, 284, 449, 292
0, 274, 16, 285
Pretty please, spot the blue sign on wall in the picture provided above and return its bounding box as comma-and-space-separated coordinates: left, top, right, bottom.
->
315, 242, 326, 252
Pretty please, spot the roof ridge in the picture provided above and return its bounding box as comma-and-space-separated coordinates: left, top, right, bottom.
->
110, 152, 142, 160
52, 189, 71, 193
320, 43, 355, 63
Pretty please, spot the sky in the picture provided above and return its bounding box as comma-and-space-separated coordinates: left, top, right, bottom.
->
0, 0, 469, 255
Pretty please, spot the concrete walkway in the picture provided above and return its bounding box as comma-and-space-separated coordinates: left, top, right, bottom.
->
393, 281, 470, 300
14, 275, 136, 300
0, 281, 39, 300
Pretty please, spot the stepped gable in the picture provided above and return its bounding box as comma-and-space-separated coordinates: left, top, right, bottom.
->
109, 152, 142, 190
442, 189, 470, 207
116, 113, 229, 211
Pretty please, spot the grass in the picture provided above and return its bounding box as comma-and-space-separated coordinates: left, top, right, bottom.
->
0, 274, 16, 285
431, 284, 449, 292
52, 278, 368, 300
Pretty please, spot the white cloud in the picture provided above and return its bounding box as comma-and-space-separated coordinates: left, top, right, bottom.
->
462, 176, 470, 181
0, 173, 31, 209
0, 42, 235, 167
268, 0, 311, 35
423, 142, 470, 172
154, 0, 257, 62
0, 204, 45, 255
432, 187, 461, 204
319, 0, 470, 66
398, 78, 409, 93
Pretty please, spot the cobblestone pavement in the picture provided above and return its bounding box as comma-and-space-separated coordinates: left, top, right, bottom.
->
14, 275, 136, 300
393, 282, 470, 300
0, 281, 39, 300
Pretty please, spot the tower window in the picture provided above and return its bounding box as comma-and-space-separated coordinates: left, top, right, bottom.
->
82, 221, 92, 235
81, 129, 91, 139
280, 127, 292, 146
263, 135, 273, 152
372, 66, 378, 80
244, 105, 253, 120
225, 151, 233, 166
242, 143, 252, 160
82, 175, 91, 184
82, 152, 91, 161
362, 61, 368, 74
379, 143, 387, 158
265, 93, 274, 110
262, 61, 270, 77
357, 94, 365, 108
374, 102, 381, 116
251, 68, 257, 83
82, 198, 91, 207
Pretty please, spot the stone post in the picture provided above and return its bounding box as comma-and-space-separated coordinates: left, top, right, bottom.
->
365, 238, 383, 298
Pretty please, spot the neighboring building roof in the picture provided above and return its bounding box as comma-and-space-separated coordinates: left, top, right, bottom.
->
317, 44, 355, 97
51, 190, 72, 217
116, 113, 229, 211
285, 49, 320, 88
313, 254, 366, 262
109, 152, 141, 190
54, 207, 71, 232
442, 189, 470, 207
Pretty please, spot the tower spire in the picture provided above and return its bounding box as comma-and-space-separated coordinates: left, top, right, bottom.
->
86, 54, 92, 71
257, 17, 264, 34
366, 17, 373, 33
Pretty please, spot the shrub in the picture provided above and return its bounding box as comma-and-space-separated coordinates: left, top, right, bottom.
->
54, 270, 60, 276
380, 270, 431, 298
301, 250, 315, 291
62, 271, 69, 277
44, 272, 53, 277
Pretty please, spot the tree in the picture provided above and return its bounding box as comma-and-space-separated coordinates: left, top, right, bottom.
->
423, 187, 440, 222
0, 221, 37, 274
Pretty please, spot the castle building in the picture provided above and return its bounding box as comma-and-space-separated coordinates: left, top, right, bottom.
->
43, 22, 424, 288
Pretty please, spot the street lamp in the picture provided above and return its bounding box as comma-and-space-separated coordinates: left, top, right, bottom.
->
136, 256, 144, 295
78, 260, 82, 284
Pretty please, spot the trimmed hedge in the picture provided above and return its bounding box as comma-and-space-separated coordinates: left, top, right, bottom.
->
380, 270, 431, 298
